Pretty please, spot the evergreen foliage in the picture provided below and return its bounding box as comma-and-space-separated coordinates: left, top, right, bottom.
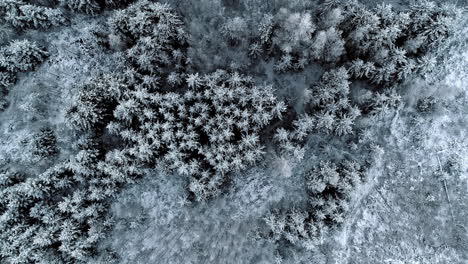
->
0, 0, 464, 262
0, 0, 66, 30
0, 40, 48, 111
60, 0, 134, 14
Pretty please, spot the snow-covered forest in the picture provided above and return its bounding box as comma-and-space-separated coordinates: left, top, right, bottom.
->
0, 0, 467, 263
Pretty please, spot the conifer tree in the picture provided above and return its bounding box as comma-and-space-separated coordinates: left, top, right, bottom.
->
0, 39, 48, 73
0, 1, 65, 30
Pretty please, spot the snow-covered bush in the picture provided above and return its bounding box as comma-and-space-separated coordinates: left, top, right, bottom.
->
109, 70, 286, 200
0, 71, 15, 110
0, 0, 66, 30
416, 96, 438, 113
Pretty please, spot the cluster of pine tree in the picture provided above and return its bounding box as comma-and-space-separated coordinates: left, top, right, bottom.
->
252, 8, 346, 72
108, 0, 188, 86
247, 0, 460, 84
275, 68, 360, 159
0, 0, 463, 262
326, 0, 461, 84
0, 137, 140, 263
263, 159, 364, 250
110, 70, 286, 200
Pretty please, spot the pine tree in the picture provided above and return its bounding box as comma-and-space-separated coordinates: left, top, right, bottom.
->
31, 127, 58, 158
59, 0, 101, 15
0, 39, 48, 73
66, 74, 125, 131
0, 1, 65, 30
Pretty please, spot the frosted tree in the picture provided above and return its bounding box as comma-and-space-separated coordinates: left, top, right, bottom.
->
59, 0, 133, 14
221, 16, 250, 45
66, 74, 125, 132
0, 40, 48, 112
310, 27, 345, 63
360, 88, 402, 116
31, 127, 58, 159
276, 68, 359, 155
257, 9, 318, 71
0, 71, 15, 110
60, 0, 101, 14
0, 39, 48, 73
0, 1, 65, 30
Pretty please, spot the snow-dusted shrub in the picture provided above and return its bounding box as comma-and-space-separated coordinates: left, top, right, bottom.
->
0, 0, 65, 30
0, 71, 15, 87
0, 39, 48, 73
416, 96, 437, 113
109, 70, 286, 200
